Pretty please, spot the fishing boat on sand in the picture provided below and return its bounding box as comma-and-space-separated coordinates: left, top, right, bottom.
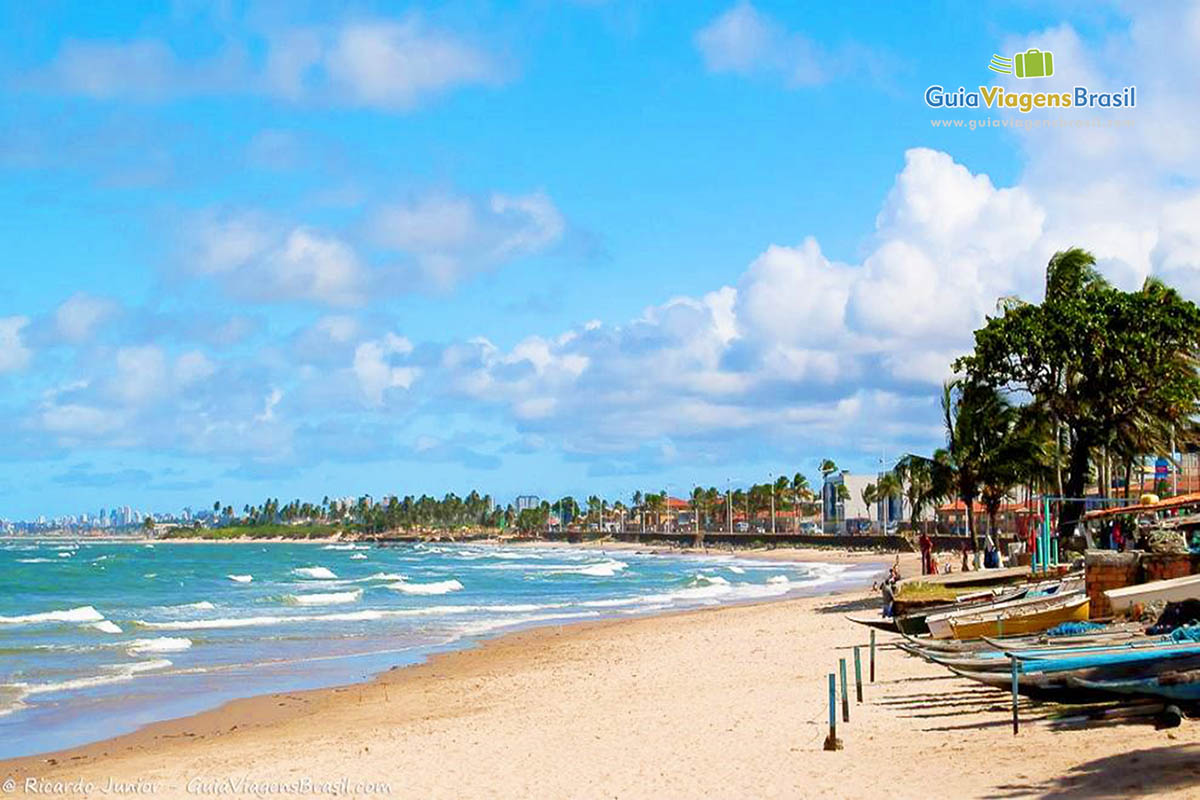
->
946, 592, 1089, 640
1104, 573, 1200, 614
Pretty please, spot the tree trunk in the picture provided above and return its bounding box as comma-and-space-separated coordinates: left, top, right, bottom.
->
1058, 435, 1091, 538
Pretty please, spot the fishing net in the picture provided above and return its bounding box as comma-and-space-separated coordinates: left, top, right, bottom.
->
1045, 621, 1107, 637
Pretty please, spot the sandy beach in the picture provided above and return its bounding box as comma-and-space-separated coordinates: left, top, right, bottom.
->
4, 548, 1199, 799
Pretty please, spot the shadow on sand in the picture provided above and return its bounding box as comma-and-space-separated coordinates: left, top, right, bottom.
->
816, 596, 882, 615
985, 744, 1200, 799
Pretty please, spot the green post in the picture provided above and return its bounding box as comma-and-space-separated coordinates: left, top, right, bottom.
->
823, 672, 840, 751
839, 658, 849, 722
869, 630, 876, 682
1041, 496, 1052, 575
853, 646, 863, 702
1051, 537, 1059, 567
1011, 656, 1020, 735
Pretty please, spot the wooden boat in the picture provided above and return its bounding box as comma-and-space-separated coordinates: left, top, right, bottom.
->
923, 579, 1083, 639
1105, 574, 1200, 614
1068, 669, 1200, 702
895, 586, 1030, 636
1015, 643, 1200, 674
895, 565, 1030, 591
947, 593, 1089, 640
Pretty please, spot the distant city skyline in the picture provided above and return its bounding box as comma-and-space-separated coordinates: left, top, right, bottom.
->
0, 2, 1192, 519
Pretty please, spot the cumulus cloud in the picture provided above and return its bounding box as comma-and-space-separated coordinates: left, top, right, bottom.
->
42, 15, 503, 110
353, 333, 419, 407
15, 3, 1200, 482
183, 214, 366, 307
370, 191, 565, 289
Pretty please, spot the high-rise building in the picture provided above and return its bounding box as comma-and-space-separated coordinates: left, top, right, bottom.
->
515, 495, 540, 513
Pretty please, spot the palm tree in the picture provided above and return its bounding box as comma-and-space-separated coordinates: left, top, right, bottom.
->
772, 475, 789, 534
860, 483, 877, 532
875, 472, 903, 533
790, 473, 811, 531
939, 378, 1033, 552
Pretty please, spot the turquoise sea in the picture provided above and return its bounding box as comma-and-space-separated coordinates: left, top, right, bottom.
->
0, 540, 882, 758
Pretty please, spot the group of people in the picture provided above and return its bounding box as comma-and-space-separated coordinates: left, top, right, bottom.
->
918, 531, 1003, 575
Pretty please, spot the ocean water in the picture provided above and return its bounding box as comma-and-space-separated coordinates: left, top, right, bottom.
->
0, 540, 882, 758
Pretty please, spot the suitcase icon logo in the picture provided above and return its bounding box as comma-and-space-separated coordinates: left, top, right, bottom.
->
989, 49, 1054, 79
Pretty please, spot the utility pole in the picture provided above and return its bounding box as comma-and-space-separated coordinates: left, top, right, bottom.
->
727, 479, 732, 534
769, 472, 776, 535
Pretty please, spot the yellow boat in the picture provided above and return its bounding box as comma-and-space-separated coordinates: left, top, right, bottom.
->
947, 593, 1090, 640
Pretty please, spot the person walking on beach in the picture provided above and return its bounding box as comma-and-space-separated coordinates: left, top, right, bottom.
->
919, 531, 932, 575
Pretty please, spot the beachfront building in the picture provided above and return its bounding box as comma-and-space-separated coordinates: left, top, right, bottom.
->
822, 472, 873, 534
515, 495, 540, 513
822, 471, 909, 534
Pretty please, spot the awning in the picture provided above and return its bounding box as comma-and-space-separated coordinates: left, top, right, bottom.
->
1082, 491, 1200, 521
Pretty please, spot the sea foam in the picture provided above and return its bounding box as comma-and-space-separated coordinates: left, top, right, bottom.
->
126, 637, 192, 654
387, 579, 464, 595
285, 589, 363, 606
227, 574, 253, 583
0, 606, 105, 626
293, 566, 337, 580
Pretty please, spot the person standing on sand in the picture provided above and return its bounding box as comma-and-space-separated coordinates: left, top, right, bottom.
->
919, 531, 932, 575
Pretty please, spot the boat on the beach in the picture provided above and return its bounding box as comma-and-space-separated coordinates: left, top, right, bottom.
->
1068, 669, 1200, 702
925, 588, 1069, 639
1104, 574, 1200, 614
946, 592, 1089, 639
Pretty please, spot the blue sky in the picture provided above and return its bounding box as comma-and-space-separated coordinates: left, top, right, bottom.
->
0, 0, 1193, 519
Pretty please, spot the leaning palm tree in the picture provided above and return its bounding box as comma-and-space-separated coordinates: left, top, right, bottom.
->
860, 483, 877, 532
875, 472, 903, 532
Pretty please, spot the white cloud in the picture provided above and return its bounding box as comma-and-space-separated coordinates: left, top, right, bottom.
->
353, 333, 419, 406
54, 293, 119, 343
43, 16, 502, 111
0, 317, 32, 373
184, 214, 366, 307
694, 2, 831, 86
370, 190, 565, 289
323, 19, 500, 110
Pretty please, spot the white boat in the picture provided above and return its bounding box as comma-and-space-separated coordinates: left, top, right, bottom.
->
1105, 574, 1200, 614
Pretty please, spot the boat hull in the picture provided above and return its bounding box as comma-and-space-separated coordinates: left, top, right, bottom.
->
1105, 574, 1200, 614
949, 597, 1090, 640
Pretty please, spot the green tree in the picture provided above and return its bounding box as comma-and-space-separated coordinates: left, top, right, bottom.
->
957, 248, 1200, 535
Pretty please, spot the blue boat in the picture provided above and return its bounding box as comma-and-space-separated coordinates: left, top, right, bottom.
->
1068, 672, 1200, 702
1017, 644, 1200, 674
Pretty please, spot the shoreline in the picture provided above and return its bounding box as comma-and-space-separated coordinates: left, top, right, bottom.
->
1, 546, 901, 771
7, 545, 1195, 799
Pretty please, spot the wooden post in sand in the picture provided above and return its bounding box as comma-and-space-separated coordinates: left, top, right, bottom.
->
823, 673, 842, 751
839, 658, 849, 722
853, 646, 863, 702
1010, 656, 1019, 735
869, 630, 876, 682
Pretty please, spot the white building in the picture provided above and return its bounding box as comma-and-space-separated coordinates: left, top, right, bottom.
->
822, 471, 910, 534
